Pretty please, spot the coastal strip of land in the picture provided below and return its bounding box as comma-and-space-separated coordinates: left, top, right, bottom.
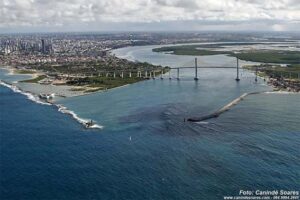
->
0, 79, 103, 129
244, 64, 300, 92
152, 44, 300, 64
1, 63, 170, 99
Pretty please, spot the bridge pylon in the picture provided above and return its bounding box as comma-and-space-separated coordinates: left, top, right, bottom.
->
255, 66, 258, 82
145, 71, 148, 79
194, 57, 199, 81
236, 57, 240, 81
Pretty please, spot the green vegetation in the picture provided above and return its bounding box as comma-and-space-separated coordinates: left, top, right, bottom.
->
12, 56, 169, 92
245, 63, 300, 92
84, 88, 103, 93
153, 45, 300, 65
70, 87, 86, 91
153, 45, 229, 56
25, 59, 162, 75
235, 51, 300, 64
245, 64, 300, 80
67, 76, 144, 91
20, 75, 47, 83
288, 64, 300, 70
15, 69, 36, 74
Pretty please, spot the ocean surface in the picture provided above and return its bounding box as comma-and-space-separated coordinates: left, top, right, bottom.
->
1, 45, 300, 200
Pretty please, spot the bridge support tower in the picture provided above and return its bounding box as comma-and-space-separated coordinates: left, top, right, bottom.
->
194, 57, 199, 81
236, 58, 240, 81
255, 66, 258, 82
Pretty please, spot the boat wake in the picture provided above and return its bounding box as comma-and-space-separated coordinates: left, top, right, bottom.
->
0, 80, 51, 106
56, 104, 103, 129
1, 80, 103, 130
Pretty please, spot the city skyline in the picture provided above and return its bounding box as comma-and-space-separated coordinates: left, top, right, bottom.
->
1, 0, 300, 33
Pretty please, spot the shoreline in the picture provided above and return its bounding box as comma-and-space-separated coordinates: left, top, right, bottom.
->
2, 66, 298, 128
1, 66, 99, 98
1, 65, 170, 99
2, 42, 299, 128
1, 65, 156, 99
0, 80, 103, 130
242, 66, 300, 93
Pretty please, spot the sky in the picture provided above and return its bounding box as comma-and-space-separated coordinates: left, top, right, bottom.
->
0, 0, 300, 33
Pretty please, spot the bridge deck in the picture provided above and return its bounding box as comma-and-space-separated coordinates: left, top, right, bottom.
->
170, 66, 237, 69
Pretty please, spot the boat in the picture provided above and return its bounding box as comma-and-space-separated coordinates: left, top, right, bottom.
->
39, 93, 55, 100
85, 120, 94, 128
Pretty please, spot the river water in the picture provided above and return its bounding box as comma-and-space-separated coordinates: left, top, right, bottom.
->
1, 44, 299, 200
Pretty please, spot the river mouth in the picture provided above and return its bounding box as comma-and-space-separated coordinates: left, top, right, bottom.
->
2, 41, 300, 200
1, 42, 276, 131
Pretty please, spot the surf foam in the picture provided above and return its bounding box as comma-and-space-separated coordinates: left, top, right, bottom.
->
1, 80, 103, 129
56, 104, 103, 129
0, 80, 51, 106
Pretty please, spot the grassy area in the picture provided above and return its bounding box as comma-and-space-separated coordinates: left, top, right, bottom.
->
70, 87, 86, 91
235, 51, 300, 64
245, 64, 300, 79
288, 64, 300, 69
84, 88, 104, 93
66, 68, 170, 92
25, 59, 163, 75
67, 76, 144, 90
153, 45, 300, 65
153, 45, 229, 56
15, 69, 36, 74
20, 75, 47, 83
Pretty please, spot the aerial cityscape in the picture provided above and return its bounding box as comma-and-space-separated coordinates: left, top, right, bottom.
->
0, 0, 299, 200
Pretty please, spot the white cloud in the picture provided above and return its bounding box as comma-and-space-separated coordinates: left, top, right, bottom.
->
0, 0, 299, 31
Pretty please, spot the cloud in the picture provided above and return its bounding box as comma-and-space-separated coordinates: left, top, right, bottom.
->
0, 0, 299, 32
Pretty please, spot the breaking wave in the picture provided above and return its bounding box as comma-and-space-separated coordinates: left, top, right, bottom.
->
56, 104, 103, 129
0, 80, 103, 129
0, 80, 51, 106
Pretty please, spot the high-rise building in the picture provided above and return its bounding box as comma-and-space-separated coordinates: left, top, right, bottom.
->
41, 39, 46, 54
